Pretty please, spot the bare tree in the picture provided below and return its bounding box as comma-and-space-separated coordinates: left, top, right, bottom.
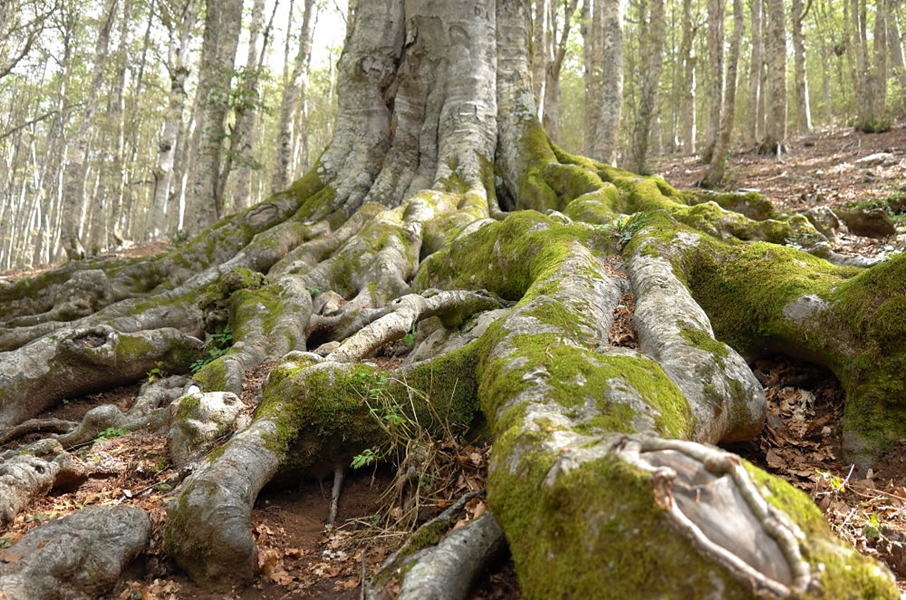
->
539, 0, 582, 141
584, 0, 625, 165
744, 0, 764, 147
625, 0, 665, 174
791, 0, 813, 133
702, 0, 744, 187
701, 0, 725, 163
59, 0, 119, 260
183, 0, 244, 235
147, 0, 201, 241
759, 0, 786, 154
271, 0, 319, 194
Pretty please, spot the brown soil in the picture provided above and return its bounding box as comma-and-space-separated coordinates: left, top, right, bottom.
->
3, 123, 906, 597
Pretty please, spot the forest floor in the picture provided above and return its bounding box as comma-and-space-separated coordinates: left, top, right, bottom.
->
2, 122, 906, 599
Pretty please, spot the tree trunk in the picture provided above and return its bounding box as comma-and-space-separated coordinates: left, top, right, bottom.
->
183, 0, 244, 235
702, 0, 725, 163
541, 0, 581, 142
270, 0, 318, 194
760, 0, 786, 154
226, 0, 268, 214
585, 0, 624, 165
625, 0, 665, 174
702, 0, 743, 188
147, 0, 200, 241
60, 0, 118, 260
744, 0, 764, 147
791, 0, 813, 133
679, 0, 697, 154
0, 2, 902, 599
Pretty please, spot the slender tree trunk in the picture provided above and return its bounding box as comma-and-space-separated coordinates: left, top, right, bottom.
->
60, 0, 118, 260
542, 0, 581, 141
744, 0, 764, 147
702, 0, 725, 163
858, 0, 891, 131
889, 1, 906, 87
679, 0, 697, 154
586, 0, 624, 165
625, 0, 665, 174
702, 0, 743, 187
227, 0, 269, 214
532, 0, 549, 112
759, 0, 786, 154
184, 0, 244, 236
270, 0, 318, 194
791, 0, 813, 133
148, 0, 200, 241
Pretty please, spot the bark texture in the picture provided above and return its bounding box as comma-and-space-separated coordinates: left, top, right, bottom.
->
0, 2, 902, 599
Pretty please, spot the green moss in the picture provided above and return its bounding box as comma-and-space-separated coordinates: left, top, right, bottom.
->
489, 447, 756, 600
744, 461, 898, 599
414, 210, 601, 301
193, 357, 231, 391
515, 124, 559, 212
252, 344, 482, 478
678, 326, 728, 369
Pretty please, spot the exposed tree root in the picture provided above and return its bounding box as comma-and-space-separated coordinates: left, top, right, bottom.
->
0, 441, 87, 526
0, 325, 201, 429
0, 418, 77, 445
0, 505, 150, 599
369, 511, 506, 600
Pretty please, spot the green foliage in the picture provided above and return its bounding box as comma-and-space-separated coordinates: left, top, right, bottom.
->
350, 448, 377, 469
190, 325, 233, 373
94, 427, 129, 441
604, 214, 648, 248
147, 361, 167, 382
403, 324, 417, 347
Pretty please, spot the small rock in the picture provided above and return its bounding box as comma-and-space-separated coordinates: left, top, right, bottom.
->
855, 152, 896, 167
168, 390, 242, 465
836, 208, 896, 239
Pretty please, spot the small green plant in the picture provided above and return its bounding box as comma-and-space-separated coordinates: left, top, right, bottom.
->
94, 427, 129, 441
403, 324, 417, 347
306, 286, 322, 297
147, 361, 167, 382
191, 325, 233, 373
351, 448, 377, 469
604, 214, 648, 248
863, 512, 882, 539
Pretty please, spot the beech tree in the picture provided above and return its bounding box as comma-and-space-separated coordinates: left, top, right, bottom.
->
1, 2, 904, 599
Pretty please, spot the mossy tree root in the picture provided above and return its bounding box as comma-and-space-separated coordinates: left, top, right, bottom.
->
629, 212, 906, 466
0, 325, 202, 429
371, 511, 506, 600
163, 417, 281, 590
0, 441, 86, 526
327, 290, 503, 363
626, 244, 765, 443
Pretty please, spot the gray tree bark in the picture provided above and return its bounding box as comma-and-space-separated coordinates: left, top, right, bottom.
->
59, 0, 118, 260
271, 0, 319, 194
791, 0, 813, 134
760, 0, 786, 154
702, 0, 744, 187
744, 0, 764, 148
625, 0, 665, 174
184, 0, 244, 235
147, 0, 200, 241
584, 0, 624, 165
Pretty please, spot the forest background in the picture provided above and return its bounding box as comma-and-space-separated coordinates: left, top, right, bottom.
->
1, 0, 904, 275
